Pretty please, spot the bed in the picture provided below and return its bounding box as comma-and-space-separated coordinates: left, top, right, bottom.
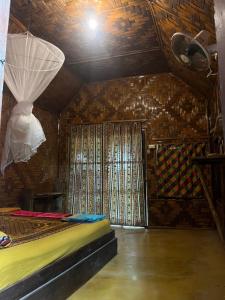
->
0, 214, 117, 300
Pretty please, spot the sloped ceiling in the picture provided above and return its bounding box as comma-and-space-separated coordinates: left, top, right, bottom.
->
8, 0, 216, 113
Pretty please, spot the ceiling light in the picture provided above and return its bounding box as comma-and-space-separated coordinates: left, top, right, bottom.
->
88, 18, 98, 30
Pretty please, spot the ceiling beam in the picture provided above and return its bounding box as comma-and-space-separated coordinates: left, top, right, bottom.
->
67, 47, 161, 65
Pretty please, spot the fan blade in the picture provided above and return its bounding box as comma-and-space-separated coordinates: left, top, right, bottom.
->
190, 52, 209, 71
171, 33, 193, 65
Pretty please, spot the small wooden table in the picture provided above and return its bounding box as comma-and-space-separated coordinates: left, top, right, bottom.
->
33, 192, 64, 212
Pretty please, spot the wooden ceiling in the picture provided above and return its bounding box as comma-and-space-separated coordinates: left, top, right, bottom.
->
8, 0, 216, 113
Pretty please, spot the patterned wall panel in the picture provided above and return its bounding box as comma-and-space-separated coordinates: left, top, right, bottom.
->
0, 93, 58, 207
63, 73, 208, 140
156, 143, 207, 198
0, 91, 59, 207
149, 199, 214, 228
0, 15, 60, 208
59, 73, 213, 227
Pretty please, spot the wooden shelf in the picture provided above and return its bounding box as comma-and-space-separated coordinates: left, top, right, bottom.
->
34, 192, 63, 200
192, 155, 225, 165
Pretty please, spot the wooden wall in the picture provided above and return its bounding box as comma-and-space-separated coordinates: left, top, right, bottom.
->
0, 91, 58, 207
207, 79, 225, 237
59, 73, 214, 228
208, 81, 223, 151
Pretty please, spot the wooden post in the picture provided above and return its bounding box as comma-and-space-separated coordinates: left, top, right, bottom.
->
194, 164, 224, 242
214, 0, 225, 143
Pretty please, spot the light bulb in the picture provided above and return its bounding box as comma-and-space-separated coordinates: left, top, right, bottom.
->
88, 18, 98, 30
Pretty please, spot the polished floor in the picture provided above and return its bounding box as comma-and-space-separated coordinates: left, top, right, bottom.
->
68, 228, 225, 300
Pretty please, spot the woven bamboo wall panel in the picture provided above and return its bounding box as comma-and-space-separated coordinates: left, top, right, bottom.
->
60, 73, 213, 227
64, 73, 208, 140
0, 17, 59, 207
149, 199, 214, 228
156, 143, 207, 198
0, 93, 58, 207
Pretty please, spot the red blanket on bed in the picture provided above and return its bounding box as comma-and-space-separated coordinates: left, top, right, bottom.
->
11, 210, 71, 219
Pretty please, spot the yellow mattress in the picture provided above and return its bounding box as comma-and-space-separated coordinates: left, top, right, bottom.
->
0, 219, 111, 290
0, 207, 20, 213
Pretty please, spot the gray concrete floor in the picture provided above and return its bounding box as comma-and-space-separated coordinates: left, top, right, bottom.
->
68, 228, 225, 300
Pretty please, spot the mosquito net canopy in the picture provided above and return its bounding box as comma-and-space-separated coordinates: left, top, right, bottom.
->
1, 32, 65, 174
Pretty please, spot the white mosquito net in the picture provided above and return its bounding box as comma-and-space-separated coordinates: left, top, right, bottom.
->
1, 32, 65, 174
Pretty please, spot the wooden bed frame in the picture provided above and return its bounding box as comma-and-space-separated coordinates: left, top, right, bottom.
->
0, 230, 117, 300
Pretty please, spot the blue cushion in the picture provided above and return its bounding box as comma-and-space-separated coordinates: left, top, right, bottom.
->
63, 214, 105, 223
